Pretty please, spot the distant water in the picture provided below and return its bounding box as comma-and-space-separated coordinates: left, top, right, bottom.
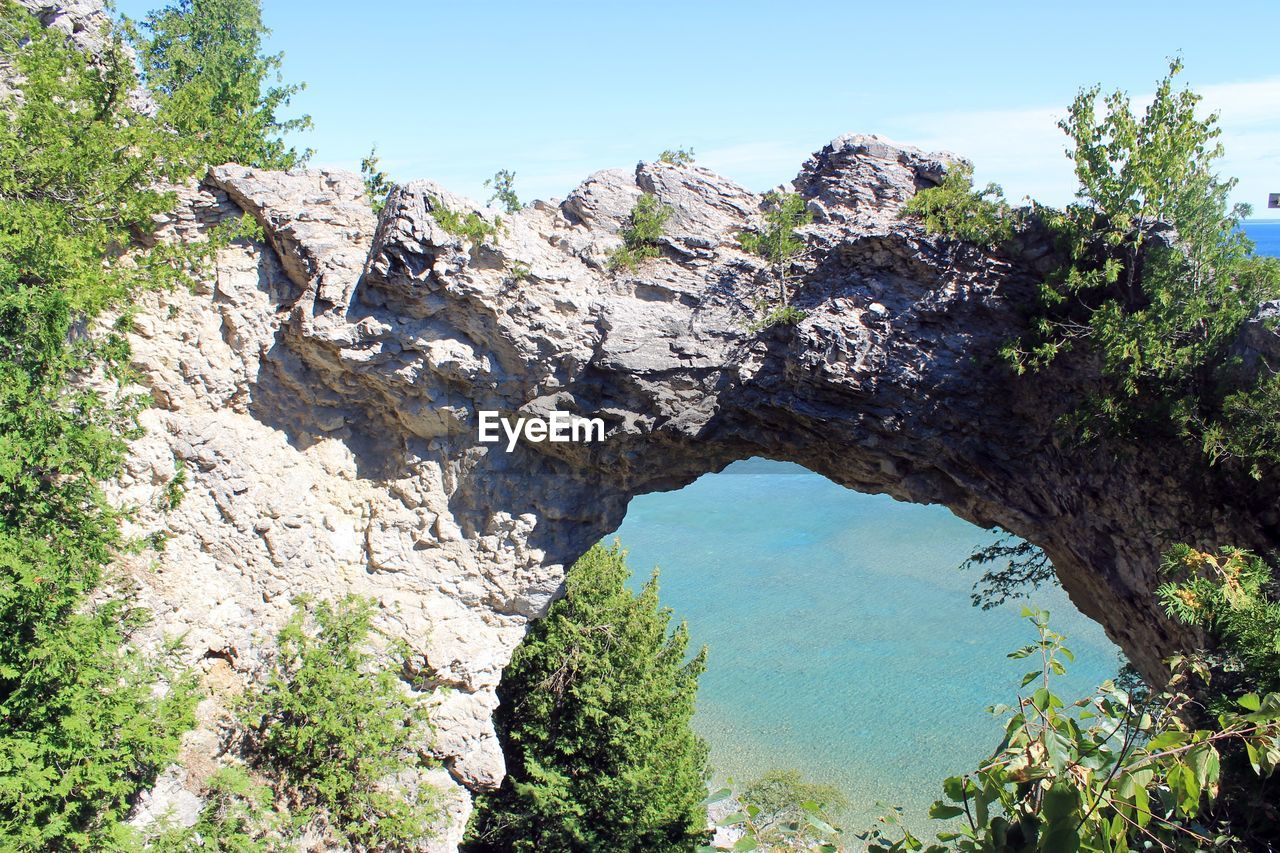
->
605, 221, 1280, 832
612, 460, 1120, 830
1246, 219, 1280, 256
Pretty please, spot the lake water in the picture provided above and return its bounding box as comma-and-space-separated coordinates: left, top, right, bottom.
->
612, 460, 1119, 830
607, 220, 1280, 831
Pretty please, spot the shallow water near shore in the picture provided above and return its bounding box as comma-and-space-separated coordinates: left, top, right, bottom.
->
612, 458, 1120, 830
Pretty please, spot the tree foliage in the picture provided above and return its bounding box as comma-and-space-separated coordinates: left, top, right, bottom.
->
133, 0, 312, 170
1159, 546, 1280, 694
961, 531, 1055, 611
361, 145, 393, 214
608, 192, 672, 272
485, 169, 521, 214
659, 147, 696, 167
240, 595, 439, 849
1001, 60, 1280, 474
902, 164, 1015, 247
0, 4, 217, 847
0, 1, 312, 845
468, 542, 710, 852
739, 191, 813, 329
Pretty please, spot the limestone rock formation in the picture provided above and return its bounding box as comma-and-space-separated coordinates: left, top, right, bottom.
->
104, 131, 1280, 847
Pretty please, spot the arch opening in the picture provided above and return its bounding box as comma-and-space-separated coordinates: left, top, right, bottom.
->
606, 457, 1122, 827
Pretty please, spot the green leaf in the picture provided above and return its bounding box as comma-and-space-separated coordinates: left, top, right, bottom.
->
1146, 730, 1190, 751
928, 803, 965, 820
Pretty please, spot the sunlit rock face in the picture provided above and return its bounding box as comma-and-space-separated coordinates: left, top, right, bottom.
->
108, 129, 1280, 849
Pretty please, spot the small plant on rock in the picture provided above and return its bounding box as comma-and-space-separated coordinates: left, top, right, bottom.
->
485, 169, 522, 214
608, 193, 672, 272
431, 197, 501, 246
659, 147, 696, 166
361, 145, 393, 214
739, 191, 813, 329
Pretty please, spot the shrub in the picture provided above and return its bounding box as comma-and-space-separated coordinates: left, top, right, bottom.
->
361, 146, 393, 214
739, 191, 812, 327
659, 147, 696, 166
1159, 546, 1280, 693
431, 197, 501, 246
746, 302, 807, 333
467, 542, 710, 852
902, 163, 1015, 246
241, 595, 438, 849
608, 193, 672, 272
145, 766, 283, 852
485, 169, 521, 214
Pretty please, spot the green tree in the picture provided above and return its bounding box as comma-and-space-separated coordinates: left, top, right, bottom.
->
468, 542, 710, 852
134, 0, 312, 170
902, 163, 1015, 247
0, 3, 213, 846
739, 191, 813, 329
659, 147, 696, 166
485, 169, 521, 214
241, 595, 439, 849
1001, 60, 1280, 473
361, 145, 393, 213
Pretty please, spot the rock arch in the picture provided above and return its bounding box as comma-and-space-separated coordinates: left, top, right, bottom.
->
120, 136, 1278, 838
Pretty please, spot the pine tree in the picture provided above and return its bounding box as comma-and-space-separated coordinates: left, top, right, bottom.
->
134, 0, 311, 170
0, 4, 206, 846
468, 542, 710, 852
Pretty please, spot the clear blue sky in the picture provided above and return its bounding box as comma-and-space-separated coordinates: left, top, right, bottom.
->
115, 1, 1280, 212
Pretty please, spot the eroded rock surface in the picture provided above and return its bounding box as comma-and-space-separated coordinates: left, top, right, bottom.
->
105, 133, 1280, 847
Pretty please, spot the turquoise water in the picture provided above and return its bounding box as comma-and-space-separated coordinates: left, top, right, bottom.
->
612, 459, 1120, 829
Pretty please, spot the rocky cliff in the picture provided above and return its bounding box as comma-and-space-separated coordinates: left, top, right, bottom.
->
106, 136, 1280, 845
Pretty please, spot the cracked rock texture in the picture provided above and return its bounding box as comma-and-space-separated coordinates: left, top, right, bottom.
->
106, 136, 1280, 847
